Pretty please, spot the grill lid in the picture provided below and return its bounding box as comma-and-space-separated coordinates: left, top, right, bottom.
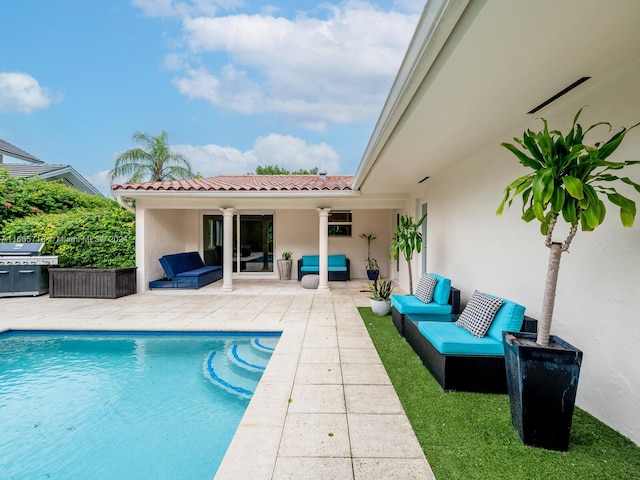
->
0, 243, 45, 256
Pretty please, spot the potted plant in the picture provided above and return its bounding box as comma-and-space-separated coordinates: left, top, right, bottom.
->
368, 278, 393, 316
359, 233, 379, 280
389, 213, 426, 294
277, 251, 293, 280
497, 108, 640, 451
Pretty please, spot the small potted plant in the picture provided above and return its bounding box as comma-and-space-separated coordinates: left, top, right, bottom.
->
359, 233, 379, 280
368, 278, 393, 316
277, 251, 293, 280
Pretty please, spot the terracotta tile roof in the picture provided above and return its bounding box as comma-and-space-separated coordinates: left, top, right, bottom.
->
111, 175, 355, 192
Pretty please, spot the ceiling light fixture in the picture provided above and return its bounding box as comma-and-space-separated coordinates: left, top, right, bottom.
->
527, 76, 591, 114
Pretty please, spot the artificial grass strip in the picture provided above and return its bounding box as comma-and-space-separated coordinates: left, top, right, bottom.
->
358, 307, 640, 480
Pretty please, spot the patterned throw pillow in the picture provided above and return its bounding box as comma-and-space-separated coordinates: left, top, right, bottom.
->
455, 291, 504, 338
415, 274, 437, 304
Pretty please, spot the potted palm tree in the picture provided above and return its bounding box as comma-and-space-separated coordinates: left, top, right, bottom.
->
358, 233, 379, 280
368, 278, 393, 316
497, 108, 640, 450
390, 213, 426, 294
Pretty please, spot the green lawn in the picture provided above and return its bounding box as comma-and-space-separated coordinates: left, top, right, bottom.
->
359, 307, 640, 480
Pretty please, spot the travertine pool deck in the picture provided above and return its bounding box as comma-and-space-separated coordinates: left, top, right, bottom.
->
0, 279, 435, 480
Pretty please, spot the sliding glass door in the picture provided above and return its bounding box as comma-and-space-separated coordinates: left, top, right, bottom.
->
203, 213, 273, 273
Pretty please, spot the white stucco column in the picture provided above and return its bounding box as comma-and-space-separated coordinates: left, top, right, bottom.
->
220, 207, 235, 292
317, 208, 330, 291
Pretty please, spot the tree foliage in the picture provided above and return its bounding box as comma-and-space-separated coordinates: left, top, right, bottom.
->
253, 165, 319, 175
390, 213, 426, 295
0, 170, 135, 268
0, 170, 108, 225
110, 130, 194, 183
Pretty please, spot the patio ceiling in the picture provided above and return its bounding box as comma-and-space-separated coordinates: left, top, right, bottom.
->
355, 0, 640, 195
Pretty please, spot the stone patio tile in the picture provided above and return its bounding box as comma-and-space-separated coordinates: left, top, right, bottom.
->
344, 385, 404, 414
279, 413, 350, 457
298, 347, 340, 364
348, 414, 424, 458
353, 458, 436, 480
339, 347, 382, 364
273, 457, 353, 480
294, 362, 342, 385
288, 384, 346, 414
342, 363, 391, 385
213, 425, 281, 480
338, 335, 375, 349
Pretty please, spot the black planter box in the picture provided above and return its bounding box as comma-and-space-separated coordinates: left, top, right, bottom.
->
503, 331, 583, 451
49, 267, 137, 299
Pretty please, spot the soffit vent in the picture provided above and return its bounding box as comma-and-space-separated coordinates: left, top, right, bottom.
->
527, 76, 591, 114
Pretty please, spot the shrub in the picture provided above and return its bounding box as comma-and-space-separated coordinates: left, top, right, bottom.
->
1, 207, 135, 268
0, 170, 108, 225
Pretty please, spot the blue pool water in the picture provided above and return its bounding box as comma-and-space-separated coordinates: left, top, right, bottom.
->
0, 330, 280, 480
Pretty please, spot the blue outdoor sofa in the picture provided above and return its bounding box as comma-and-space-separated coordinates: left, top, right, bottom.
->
402, 292, 537, 393
391, 273, 461, 336
149, 251, 222, 289
297, 254, 350, 281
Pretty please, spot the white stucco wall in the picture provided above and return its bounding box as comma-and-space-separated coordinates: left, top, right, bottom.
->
403, 67, 640, 444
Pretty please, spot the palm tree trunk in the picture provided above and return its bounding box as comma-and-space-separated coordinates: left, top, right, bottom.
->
407, 259, 414, 295
538, 242, 562, 347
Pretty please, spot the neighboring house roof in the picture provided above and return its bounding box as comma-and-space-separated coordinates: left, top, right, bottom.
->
0, 138, 43, 164
112, 175, 355, 192
1, 163, 102, 196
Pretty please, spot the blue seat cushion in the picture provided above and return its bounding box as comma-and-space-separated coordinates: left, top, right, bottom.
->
301, 255, 319, 266
176, 266, 222, 278
328, 254, 346, 266
485, 298, 526, 342
391, 294, 452, 315
300, 265, 319, 272
429, 273, 452, 305
418, 321, 504, 355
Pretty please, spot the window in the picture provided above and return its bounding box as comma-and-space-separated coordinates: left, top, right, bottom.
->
328, 210, 352, 237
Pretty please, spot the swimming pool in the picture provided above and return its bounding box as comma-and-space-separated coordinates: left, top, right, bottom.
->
0, 330, 280, 479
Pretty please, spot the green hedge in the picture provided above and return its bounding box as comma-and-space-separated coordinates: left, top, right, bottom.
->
0, 170, 110, 224
1, 207, 135, 268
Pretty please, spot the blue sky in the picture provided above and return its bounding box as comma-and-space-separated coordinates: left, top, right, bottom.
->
0, 0, 423, 194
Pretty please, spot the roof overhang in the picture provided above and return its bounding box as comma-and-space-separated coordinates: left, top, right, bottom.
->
354, 0, 640, 195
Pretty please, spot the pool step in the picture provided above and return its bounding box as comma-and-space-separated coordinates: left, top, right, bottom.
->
204, 337, 278, 398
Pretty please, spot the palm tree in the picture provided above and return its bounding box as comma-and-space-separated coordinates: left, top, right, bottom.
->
109, 131, 194, 183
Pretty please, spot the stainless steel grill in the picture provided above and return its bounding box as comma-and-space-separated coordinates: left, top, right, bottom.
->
0, 243, 58, 297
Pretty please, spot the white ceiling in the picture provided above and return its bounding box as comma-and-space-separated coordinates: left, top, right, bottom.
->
358, 0, 640, 195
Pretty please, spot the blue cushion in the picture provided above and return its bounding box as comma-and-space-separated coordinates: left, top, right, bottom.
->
418, 321, 505, 356
486, 298, 525, 341
429, 273, 452, 305
300, 266, 319, 272
328, 254, 346, 266
176, 266, 222, 277
391, 294, 452, 316
301, 255, 319, 266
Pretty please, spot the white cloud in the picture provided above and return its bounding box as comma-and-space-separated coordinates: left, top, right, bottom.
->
168, 2, 419, 129
0, 72, 61, 114
173, 133, 340, 177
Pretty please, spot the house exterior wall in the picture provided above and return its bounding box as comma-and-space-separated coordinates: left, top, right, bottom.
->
400, 68, 640, 444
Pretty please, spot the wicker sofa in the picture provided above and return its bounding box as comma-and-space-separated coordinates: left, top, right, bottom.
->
402, 294, 537, 393
391, 273, 461, 336
297, 254, 350, 281
149, 251, 222, 289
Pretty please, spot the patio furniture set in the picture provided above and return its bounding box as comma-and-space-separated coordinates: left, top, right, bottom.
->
392, 273, 537, 394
